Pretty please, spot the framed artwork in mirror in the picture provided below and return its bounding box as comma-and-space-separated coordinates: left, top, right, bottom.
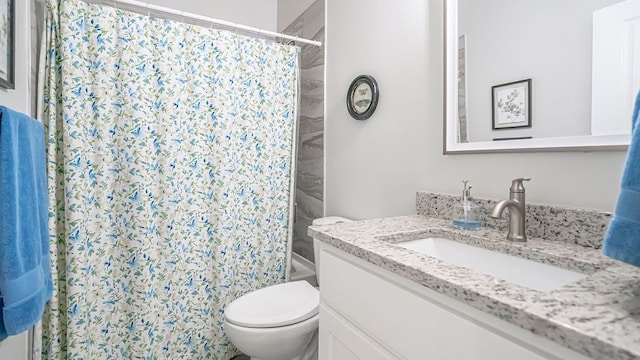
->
0, 0, 13, 89
492, 79, 531, 130
346, 75, 379, 120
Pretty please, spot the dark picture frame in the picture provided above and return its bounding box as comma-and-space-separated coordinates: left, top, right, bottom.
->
491, 79, 531, 130
346, 75, 379, 120
0, 0, 14, 89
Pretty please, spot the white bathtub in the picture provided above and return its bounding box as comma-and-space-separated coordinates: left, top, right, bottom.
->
290, 253, 317, 287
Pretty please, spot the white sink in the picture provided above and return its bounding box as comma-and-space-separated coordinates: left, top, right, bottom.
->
397, 238, 586, 292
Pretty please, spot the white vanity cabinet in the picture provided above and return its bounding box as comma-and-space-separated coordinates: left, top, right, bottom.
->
320, 304, 398, 360
317, 243, 592, 360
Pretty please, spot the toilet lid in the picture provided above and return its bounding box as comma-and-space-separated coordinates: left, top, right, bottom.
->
225, 281, 319, 328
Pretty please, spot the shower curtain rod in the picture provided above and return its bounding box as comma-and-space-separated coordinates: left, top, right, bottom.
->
84, 0, 323, 47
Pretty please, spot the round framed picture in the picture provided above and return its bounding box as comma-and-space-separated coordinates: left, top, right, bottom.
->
346, 75, 379, 120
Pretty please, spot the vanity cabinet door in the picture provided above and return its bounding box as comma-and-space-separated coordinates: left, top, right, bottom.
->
319, 303, 399, 360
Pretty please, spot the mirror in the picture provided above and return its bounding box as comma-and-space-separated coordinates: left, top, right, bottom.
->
444, 0, 636, 154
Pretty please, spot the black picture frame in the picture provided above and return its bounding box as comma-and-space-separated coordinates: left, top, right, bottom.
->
346, 75, 379, 120
0, 0, 14, 89
491, 79, 531, 130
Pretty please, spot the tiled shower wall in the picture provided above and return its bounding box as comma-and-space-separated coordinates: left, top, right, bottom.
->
284, 0, 325, 262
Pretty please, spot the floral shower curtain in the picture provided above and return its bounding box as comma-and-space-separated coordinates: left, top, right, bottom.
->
39, 0, 299, 359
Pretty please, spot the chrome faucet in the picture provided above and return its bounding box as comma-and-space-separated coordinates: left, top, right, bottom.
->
490, 178, 531, 242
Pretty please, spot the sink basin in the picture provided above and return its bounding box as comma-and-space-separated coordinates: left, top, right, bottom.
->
397, 238, 586, 292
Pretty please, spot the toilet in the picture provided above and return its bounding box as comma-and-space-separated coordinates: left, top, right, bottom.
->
223, 216, 352, 360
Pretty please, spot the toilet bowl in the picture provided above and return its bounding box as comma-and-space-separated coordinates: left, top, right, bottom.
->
225, 314, 319, 360
224, 281, 320, 360
224, 216, 352, 360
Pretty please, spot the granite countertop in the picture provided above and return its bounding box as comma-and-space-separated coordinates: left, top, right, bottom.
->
308, 215, 640, 360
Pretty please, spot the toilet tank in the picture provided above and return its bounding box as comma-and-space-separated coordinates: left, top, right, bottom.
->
311, 216, 353, 286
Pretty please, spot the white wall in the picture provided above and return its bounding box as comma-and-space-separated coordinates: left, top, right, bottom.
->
0, 0, 32, 357
146, 0, 278, 30
276, 0, 315, 31
0, 0, 32, 115
0, 334, 28, 360
325, 0, 627, 220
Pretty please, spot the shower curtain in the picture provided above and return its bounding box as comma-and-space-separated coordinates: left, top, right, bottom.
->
39, 0, 299, 359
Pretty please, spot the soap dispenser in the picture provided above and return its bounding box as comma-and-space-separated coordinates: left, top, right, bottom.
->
452, 180, 481, 230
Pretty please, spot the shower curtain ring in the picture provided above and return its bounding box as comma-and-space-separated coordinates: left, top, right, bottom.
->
146, 2, 151, 17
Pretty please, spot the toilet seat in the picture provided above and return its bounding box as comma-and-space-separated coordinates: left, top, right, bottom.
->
225, 281, 319, 328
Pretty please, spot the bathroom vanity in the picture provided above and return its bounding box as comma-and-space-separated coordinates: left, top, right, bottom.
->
309, 209, 640, 359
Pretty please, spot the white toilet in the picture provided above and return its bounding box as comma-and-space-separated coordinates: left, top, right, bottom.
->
224, 216, 352, 360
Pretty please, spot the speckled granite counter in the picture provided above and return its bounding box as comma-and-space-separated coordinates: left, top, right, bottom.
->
308, 215, 640, 360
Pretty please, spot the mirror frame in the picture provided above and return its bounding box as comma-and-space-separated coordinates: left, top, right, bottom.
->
443, 0, 630, 154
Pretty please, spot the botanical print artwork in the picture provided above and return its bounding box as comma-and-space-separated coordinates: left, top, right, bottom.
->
40, 0, 299, 359
496, 87, 526, 124
352, 82, 372, 113
0, 0, 8, 77
492, 79, 531, 130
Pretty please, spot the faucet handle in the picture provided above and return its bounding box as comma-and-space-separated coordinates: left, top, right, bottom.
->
510, 178, 531, 193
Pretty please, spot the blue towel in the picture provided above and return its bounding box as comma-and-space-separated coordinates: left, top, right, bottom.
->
603, 91, 640, 267
0, 106, 52, 340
